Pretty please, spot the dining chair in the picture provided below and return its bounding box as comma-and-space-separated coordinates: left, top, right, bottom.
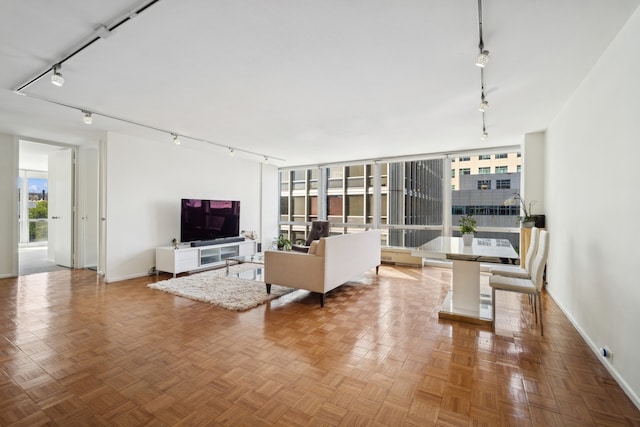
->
490, 230, 549, 335
291, 220, 330, 253
490, 227, 539, 279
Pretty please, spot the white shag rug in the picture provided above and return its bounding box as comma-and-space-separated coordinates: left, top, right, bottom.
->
148, 264, 294, 311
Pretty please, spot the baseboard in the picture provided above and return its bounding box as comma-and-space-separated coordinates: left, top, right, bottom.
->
546, 288, 640, 410
105, 271, 154, 283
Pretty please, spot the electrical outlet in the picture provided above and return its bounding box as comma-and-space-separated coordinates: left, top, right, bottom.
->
600, 346, 613, 359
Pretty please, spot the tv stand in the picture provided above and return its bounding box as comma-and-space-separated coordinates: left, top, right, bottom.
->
156, 239, 256, 277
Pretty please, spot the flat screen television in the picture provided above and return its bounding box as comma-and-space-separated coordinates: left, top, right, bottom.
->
180, 199, 240, 243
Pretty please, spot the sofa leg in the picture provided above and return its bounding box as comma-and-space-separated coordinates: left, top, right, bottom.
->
376, 265, 379, 274
266, 283, 271, 294
320, 293, 325, 307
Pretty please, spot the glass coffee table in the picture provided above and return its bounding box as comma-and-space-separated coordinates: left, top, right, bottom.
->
225, 253, 268, 290
225, 253, 264, 274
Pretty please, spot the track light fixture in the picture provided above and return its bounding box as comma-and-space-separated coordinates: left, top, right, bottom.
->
476, 0, 491, 139
263, 156, 269, 164
51, 64, 65, 87
172, 134, 181, 145
475, 50, 490, 68
82, 111, 93, 124
228, 147, 235, 157
481, 112, 488, 140
479, 87, 489, 112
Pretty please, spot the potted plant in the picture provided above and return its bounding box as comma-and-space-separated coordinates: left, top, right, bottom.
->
511, 193, 537, 228
459, 213, 477, 246
276, 234, 291, 251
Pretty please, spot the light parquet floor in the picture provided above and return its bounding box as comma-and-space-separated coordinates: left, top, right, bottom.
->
0, 265, 638, 426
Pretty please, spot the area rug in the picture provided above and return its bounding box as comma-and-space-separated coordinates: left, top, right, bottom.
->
148, 264, 295, 311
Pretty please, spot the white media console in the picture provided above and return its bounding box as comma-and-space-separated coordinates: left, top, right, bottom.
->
155, 239, 257, 277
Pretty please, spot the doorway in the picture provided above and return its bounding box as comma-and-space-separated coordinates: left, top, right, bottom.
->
18, 140, 76, 275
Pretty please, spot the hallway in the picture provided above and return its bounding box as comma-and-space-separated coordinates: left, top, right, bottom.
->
19, 246, 69, 276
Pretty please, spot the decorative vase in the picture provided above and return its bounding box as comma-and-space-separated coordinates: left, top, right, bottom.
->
462, 233, 474, 246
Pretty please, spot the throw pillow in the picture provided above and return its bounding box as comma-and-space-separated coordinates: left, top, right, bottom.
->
308, 241, 319, 255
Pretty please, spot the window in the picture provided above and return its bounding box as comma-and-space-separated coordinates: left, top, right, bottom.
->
291, 169, 306, 190
477, 180, 491, 190
496, 179, 511, 189
309, 169, 318, 190
517, 165, 521, 173
18, 170, 49, 244
450, 149, 522, 249
346, 195, 364, 223
346, 165, 364, 189
452, 206, 465, 215
327, 166, 344, 189
278, 150, 522, 249
280, 171, 289, 192
328, 195, 343, 217
292, 197, 305, 216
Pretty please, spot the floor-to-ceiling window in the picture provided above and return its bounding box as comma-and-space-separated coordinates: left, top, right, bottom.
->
387, 159, 444, 247
278, 148, 522, 251
279, 169, 319, 245
450, 150, 521, 251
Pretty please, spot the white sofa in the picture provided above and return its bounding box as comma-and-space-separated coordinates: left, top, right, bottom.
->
264, 230, 381, 306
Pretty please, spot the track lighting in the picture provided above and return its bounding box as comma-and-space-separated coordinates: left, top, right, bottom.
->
263, 156, 269, 164
476, 0, 491, 139
475, 50, 490, 67
51, 64, 64, 87
481, 121, 488, 140
228, 148, 235, 157
172, 134, 181, 145
82, 111, 93, 124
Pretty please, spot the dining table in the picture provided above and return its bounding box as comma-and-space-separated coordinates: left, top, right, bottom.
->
412, 236, 518, 325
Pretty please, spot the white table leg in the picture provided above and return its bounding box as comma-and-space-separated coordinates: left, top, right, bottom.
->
451, 259, 480, 316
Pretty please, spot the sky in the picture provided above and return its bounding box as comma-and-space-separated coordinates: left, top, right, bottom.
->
19, 177, 48, 194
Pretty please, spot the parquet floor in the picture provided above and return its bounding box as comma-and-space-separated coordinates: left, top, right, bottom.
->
1, 265, 638, 426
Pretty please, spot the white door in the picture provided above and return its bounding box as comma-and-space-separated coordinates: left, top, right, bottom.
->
48, 148, 74, 267
78, 148, 98, 268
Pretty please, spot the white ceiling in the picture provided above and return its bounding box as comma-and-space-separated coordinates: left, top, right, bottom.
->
1, 0, 638, 166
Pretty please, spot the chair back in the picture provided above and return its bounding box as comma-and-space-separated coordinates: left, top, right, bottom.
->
530, 230, 549, 291
524, 227, 539, 273
305, 220, 330, 245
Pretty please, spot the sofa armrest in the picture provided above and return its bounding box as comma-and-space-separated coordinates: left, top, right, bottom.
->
264, 250, 325, 293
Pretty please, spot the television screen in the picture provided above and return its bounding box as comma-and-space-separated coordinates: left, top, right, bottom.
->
180, 199, 240, 242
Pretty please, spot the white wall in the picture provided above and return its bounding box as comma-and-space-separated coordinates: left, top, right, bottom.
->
104, 132, 265, 282
0, 134, 18, 278
522, 131, 545, 216
545, 8, 640, 406
261, 163, 280, 251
